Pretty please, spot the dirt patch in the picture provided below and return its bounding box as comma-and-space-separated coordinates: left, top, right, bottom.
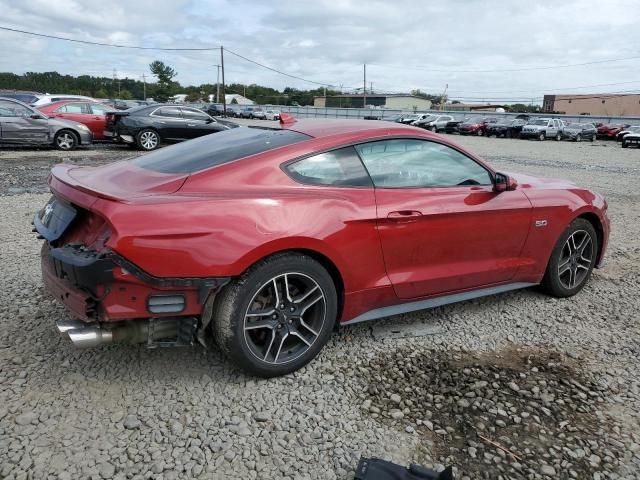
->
359, 347, 624, 479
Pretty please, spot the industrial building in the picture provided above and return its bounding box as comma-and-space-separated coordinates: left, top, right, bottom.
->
543, 93, 640, 116
314, 94, 432, 110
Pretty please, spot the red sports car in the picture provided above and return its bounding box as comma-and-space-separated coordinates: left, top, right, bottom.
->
38, 100, 115, 140
34, 117, 610, 377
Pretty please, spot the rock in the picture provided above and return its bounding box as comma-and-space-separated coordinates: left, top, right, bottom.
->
224, 450, 236, 462
123, 415, 141, 430
390, 410, 404, 420
99, 463, 115, 479
390, 394, 402, 404
15, 412, 37, 425
540, 464, 556, 476
253, 411, 270, 422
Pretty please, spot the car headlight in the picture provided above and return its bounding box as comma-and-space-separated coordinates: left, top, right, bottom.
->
76, 124, 90, 131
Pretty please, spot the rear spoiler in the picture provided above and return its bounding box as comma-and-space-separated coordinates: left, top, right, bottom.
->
50, 164, 123, 203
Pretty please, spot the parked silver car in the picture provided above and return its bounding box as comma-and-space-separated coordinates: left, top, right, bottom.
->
520, 118, 564, 141
0, 97, 93, 150
561, 123, 597, 142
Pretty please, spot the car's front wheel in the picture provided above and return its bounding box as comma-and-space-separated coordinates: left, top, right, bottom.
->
53, 130, 78, 151
212, 253, 337, 377
576, 134, 582, 142
136, 129, 160, 151
538, 132, 546, 141
541, 218, 598, 298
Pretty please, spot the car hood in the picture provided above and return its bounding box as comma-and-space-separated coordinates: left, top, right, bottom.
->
505, 171, 577, 190
51, 161, 189, 201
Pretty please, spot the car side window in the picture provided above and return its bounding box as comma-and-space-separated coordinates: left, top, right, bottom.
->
355, 139, 492, 188
181, 108, 211, 121
90, 104, 110, 115
0, 100, 31, 117
153, 107, 183, 118
57, 103, 88, 114
285, 146, 373, 187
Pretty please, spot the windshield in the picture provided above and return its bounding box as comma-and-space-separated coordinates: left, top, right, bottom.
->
530, 119, 548, 126
132, 127, 311, 174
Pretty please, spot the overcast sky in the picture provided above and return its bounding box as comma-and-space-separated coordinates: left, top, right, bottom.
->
1, 0, 639, 102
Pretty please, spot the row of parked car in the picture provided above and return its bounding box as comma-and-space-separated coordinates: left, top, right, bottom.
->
393, 113, 640, 146
0, 93, 285, 151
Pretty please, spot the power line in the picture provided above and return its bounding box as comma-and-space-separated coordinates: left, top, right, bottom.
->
0, 25, 220, 51
223, 47, 358, 89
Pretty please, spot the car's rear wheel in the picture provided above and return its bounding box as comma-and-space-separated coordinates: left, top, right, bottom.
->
212, 253, 337, 377
430, 125, 437, 132
591, 135, 596, 142
556, 132, 562, 141
541, 218, 597, 298
476, 129, 483, 136
505, 130, 512, 139
53, 130, 78, 151
136, 129, 160, 151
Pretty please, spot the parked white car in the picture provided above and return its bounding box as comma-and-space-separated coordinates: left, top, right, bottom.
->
31, 94, 96, 107
264, 109, 281, 120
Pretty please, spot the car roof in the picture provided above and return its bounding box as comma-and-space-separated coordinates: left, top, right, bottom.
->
283, 118, 423, 138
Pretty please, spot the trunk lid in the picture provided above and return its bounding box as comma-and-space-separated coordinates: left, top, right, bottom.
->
51, 161, 189, 202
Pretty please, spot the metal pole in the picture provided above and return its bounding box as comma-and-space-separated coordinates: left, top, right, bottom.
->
216, 65, 220, 103
221, 47, 226, 116
363, 63, 367, 109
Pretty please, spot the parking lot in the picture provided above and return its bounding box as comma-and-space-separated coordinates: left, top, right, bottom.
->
1, 127, 639, 479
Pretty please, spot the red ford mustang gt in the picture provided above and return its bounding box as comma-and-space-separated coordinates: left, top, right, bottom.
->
34, 117, 610, 376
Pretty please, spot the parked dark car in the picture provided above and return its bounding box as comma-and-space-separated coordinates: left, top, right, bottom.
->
0, 97, 92, 150
622, 133, 640, 148
105, 104, 238, 150
486, 119, 527, 138
444, 118, 465, 134
204, 103, 225, 116
561, 123, 597, 142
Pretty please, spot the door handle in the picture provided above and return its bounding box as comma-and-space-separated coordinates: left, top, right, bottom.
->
387, 210, 423, 222
187, 123, 196, 127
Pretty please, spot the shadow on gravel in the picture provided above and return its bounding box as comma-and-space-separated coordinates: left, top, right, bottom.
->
359, 347, 624, 479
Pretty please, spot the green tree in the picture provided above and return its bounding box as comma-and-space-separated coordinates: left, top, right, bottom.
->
149, 60, 177, 102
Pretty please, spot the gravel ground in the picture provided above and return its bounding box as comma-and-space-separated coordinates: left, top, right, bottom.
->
0, 130, 639, 479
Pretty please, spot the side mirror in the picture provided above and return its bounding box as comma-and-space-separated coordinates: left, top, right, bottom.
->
205, 118, 214, 123
494, 172, 518, 192
30, 113, 44, 119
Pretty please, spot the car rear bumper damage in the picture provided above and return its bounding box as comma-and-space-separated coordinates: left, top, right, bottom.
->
39, 241, 230, 348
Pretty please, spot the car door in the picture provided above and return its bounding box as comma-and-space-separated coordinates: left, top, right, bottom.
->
180, 107, 226, 138
546, 119, 557, 137
0, 99, 49, 143
355, 138, 532, 299
87, 103, 113, 140
149, 106, 185, 140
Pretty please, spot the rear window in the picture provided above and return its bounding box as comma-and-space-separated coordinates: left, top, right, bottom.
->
131, 127, 312, 174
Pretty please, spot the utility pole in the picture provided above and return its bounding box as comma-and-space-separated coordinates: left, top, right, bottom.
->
142, 74, 146, 100
363, 63, 367, 109
220, 46, 226, 116
370, 82, 373, 94
214, 64, 220, 103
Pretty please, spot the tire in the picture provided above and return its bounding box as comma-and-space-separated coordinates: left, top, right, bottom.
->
429, 125, 436, 132
556, 132, 562, 141
540, 218, 598, 298
591, 135, 596, 142
212, 253, 338, 377
505, 130, 512, 139
53, 130, 78, 151
477, 129, 483, 136
622, 142, 628, 148
538, 132, 546, 141
136, 129, 160, 151
575, 134, 582, 142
